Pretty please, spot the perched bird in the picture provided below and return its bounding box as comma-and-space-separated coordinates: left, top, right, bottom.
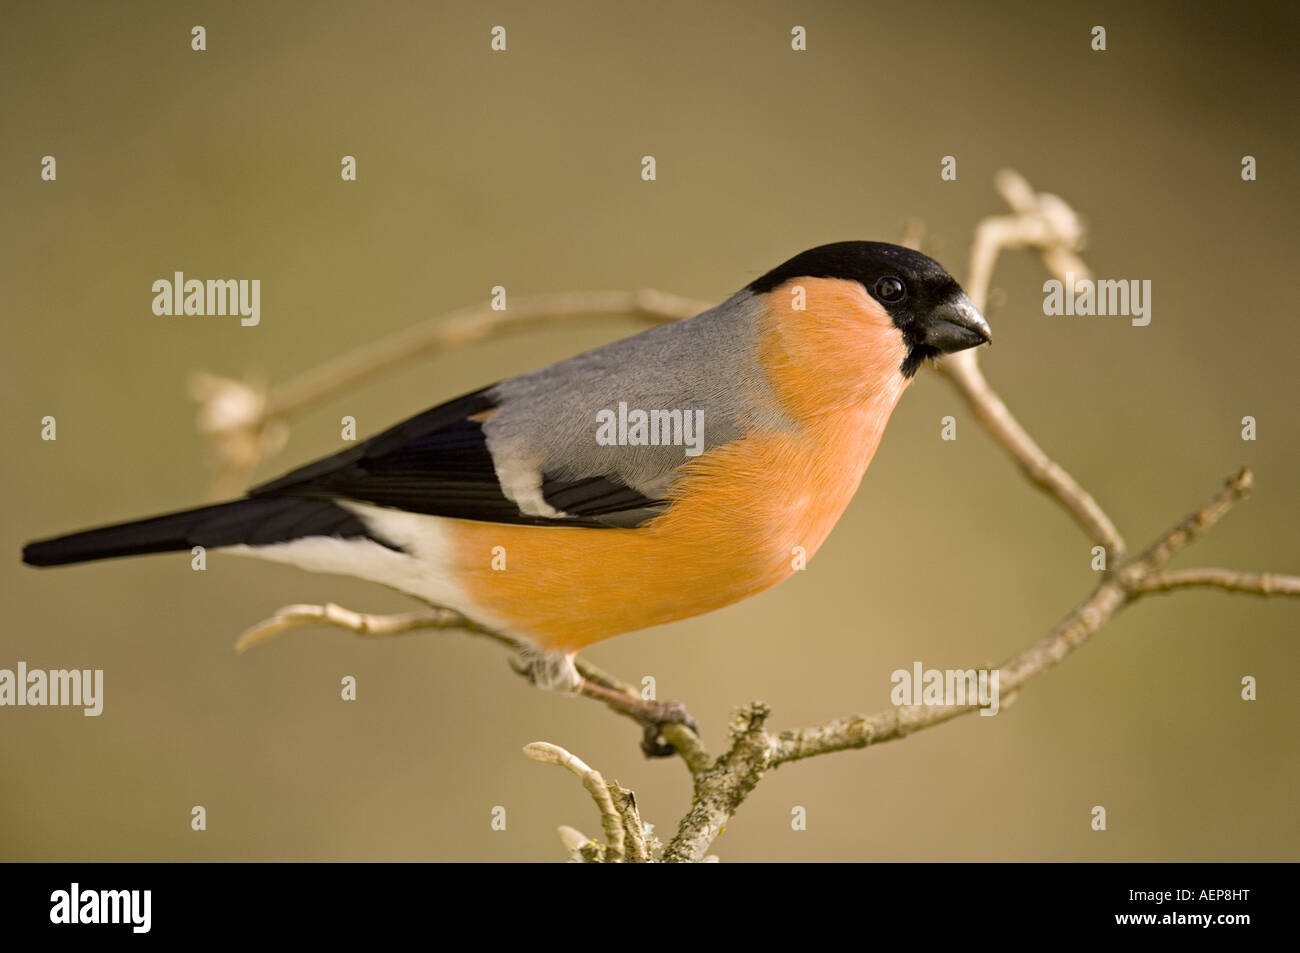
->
23, 241, 989, 749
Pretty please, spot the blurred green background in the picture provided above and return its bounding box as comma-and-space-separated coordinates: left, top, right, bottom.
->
2, 0, 1297, 862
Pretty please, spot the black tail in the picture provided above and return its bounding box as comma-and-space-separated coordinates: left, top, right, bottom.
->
22, 497, 394, 567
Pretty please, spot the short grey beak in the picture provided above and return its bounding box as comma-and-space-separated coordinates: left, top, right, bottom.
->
923, 293, 991, 353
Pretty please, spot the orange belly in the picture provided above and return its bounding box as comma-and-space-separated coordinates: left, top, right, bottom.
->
447, 403, 897, 652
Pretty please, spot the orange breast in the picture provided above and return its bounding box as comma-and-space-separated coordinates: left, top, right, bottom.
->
448, 402, 901, 652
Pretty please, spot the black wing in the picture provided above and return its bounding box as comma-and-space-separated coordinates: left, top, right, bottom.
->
249, 387, 664, 528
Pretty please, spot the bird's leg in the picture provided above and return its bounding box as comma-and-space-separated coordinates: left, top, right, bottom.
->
509, 648, 700, 758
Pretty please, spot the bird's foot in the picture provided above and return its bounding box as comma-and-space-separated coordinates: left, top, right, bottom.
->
508, 648, 701, 758
575, 680, 700, 758
635, 699, 701, 758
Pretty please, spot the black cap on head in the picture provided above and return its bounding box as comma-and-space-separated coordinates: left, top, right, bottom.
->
747, 241, 991, 377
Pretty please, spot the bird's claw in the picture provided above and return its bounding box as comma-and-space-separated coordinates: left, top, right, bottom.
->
639, 700, 700, 758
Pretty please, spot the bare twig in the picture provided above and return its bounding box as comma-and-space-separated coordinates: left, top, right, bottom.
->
608, 782, 650, 863
522, 743, 644, 863
233, 601, 511, 654
933, 170, 1126, 562
662, 704, 773, 863
772, 470, 1278, 766
1131, 569, 1300, 598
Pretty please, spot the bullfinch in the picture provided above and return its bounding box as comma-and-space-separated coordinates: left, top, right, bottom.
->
23, 242, 990, 745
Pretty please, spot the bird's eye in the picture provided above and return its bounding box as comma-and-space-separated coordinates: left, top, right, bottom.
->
874, 276, 906, 302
